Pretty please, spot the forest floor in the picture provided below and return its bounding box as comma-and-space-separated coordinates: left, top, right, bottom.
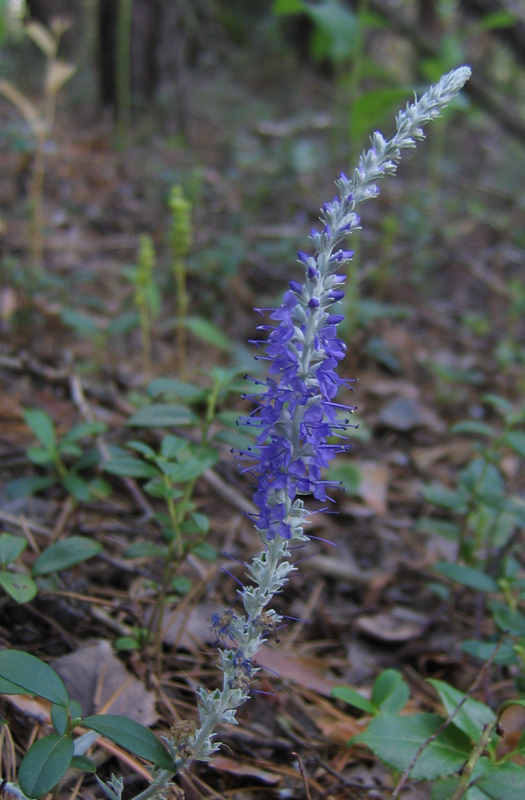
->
0, 31, 524, 800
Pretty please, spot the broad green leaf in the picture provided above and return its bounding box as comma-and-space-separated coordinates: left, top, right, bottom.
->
62, 421, 107, 444
104, 457, 159, 478
70, 755, 96, 772
477, 760, 525, 800
18, 734, 74, 798
143, 478, 183, 500
504, 431, 525, 459
6, 475, 57, 499
482, 394, 515, 415
126, 441, 157, 459
462, 640, 517, 665
181, 512, 210, 537
487, 601, 525, 636
163, 448, 218, 483
114, 637, 141, 651
62, 474, 92, 502
427, 679, 495, 742
351, 713, 472, 781
124, 542, 167, 559
329, 463, 361, 494
431, 776, 486, 800
0, 650, 69, 705
459, 460, 504, 501
170, 576, 192, 594
0, 676, 28, 694
184, 316, 232, 353
450, 421, 496, 437
350, 87, 412, 146
127, 404, 197, 428
422, 484, 468, 511
433, 562, 498, 593
371, 670, 410, 713
51, 703, 68, 736
0, 572, 38, 603
23, 408, 56, 451
416, 519, 461, 541
308, 0, 358, 64
147, 378, 206, 403
160, 434, 188, 460
330, 685, 376, 714
190, 542, 217, 561
32, 536, 103, 577
58, 444, 83, 459
82, 714, 175, 771
60, 308, 99, 336
27, 446, 54, 465
0, 533, 28, 566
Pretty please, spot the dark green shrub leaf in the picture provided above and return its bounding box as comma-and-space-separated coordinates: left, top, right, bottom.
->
0, 533, 28, 566
330, 685, 376, 714
433, 562, 498, 593
182, 512, 210, 537
143, 478, 183, 500
124, 542, 167, 559
163, 447, 218, 483
32, 536, 103, 577
70, 755, 96, 772
476, 760, 525, 799
160, 434, 188, 460
126, 441, 157, 459
371, 670, 410, 713
7, 475, 57, 499
61, 421, 107, 444
23, 409, 56, 451
462, 639, 517, 665
19, 734, 74, 798
0, 572, 38, 603
27, 446, 54, 465
504, 431, 525, 459
127, 404, 197, 428
51, 703, 68, 736
0, 650, 69, 705
427, 679, 495, 742
450, 421, 496, 437
147, 378, 206, 403
184, 316, 232, 353
190, 542, 217, 561
104, 458, 159, 478
415, 519, 461, 541
422, 485, 467, 511
82, 714, 175, 770
62, 474, 92, 502
351, 713, 472, 781
171, 576, 192, 594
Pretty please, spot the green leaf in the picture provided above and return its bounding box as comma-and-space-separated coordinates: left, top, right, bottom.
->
32, 536, 103, 577
27, 446, 54, 465
143, 478, 183, 500
433, 562, 498, 593
127, 404, 197, 428
371, 670, 410, 713
0, 533, 28, 566
70, 755, 96, 772
60, 308, 99, 336
330, 685, 376, 714
272, 0, 306, 14
170, 576, 192, 594
62, 421, 107, 444
351, 713, 472, 781
104, 458, 159, 478
190, 542, 217, 561
126, 441, 157, 459
160, 434, 188, 460
0, 650, 69, 705
62, 474, 92, 502
81, 714, 175, 771
6, 475, 57, 499
114, 637, 141, 651
307, 0, 358, 64
0, 571, 38, 603
163, 447, 218, 483
350, 87, 412, 146
461, 640, 517, 665
18, 733, 74, 798
416, 519, 461, 541
422, 484, 468, 511
471, 11, 517, 32
450, 421, 497, 437
124, 542, 167, 559
427, 679, 495, 742
504, 431, 525, 459
23, 408, 56, 451
184, 316, 232, 353
477, 760, 525, 800
182, 512, 210, 537
147, 378, 206, 403
51, 703, 68, 736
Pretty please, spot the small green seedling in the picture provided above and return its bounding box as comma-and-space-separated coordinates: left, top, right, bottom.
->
8, 409, 110, 503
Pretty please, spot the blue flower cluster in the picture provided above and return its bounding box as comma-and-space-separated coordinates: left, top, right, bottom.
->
236, 204, 360, 540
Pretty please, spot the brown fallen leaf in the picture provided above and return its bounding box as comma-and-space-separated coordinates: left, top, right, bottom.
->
256, 645, 341, 697
53, 640, 157, 725
209, 755, 281, 784
356, 607, 429, 643
356, 460, 390, 514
